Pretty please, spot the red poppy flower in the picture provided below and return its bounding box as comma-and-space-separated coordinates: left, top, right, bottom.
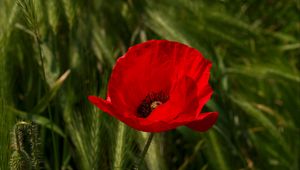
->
88, 40, 218, 132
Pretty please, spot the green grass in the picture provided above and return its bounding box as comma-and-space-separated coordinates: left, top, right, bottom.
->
0, 0, 299, 169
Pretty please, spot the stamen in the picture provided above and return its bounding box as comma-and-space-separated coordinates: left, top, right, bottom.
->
150, 101, 162, 110
136, 91, 169, 118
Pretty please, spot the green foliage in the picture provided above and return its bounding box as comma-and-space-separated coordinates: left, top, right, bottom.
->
0, 0, 299, 170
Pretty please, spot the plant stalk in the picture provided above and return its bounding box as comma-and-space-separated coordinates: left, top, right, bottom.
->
136, 133, 155, 170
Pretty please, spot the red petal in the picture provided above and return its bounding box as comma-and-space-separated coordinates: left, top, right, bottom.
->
88, 96, 142, 129
125, 120, 173, 132
162, 82, 214, 132
175, 47, 213, 102
146, 76, 199, 123
88, 96, 178, 132
88, 96, 115, 116
89, 40, 218, 132
107, 40, 202, 116
185, 112, 218, 132
88, 96, 161, 131
107, 40, 177, 113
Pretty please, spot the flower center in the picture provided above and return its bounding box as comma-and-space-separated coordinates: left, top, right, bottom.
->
136, 91, 169, 118
150, 101, 162, 110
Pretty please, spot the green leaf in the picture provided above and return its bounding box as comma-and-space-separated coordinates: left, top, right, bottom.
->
7, 106, 66, 138
31, 70, 71, 114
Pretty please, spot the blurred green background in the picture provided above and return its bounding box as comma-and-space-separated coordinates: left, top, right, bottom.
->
0, 0, 299, 170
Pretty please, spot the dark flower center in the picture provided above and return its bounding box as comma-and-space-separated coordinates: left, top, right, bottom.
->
136, 91, 169, 118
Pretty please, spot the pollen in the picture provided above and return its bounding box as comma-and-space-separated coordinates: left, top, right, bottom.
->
150, 101, 162, 110
137, 91, 169, 118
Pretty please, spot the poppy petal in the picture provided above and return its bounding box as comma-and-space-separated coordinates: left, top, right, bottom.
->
177, 48, 213, 99
87, 96, 166, 132
107, 40, 177, 113
185, 112, 218, 132
194, 60, 213, 99
88, 96, 115, 116
165, 82, 213, 126
89, 40, 218, 132
146, 76, 199, 122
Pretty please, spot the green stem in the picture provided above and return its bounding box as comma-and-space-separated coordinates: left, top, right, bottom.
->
34, 20, 59, 170
136, 133, 155, 170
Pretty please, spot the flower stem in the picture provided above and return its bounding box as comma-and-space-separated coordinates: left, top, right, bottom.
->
136, 133, 155, 170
